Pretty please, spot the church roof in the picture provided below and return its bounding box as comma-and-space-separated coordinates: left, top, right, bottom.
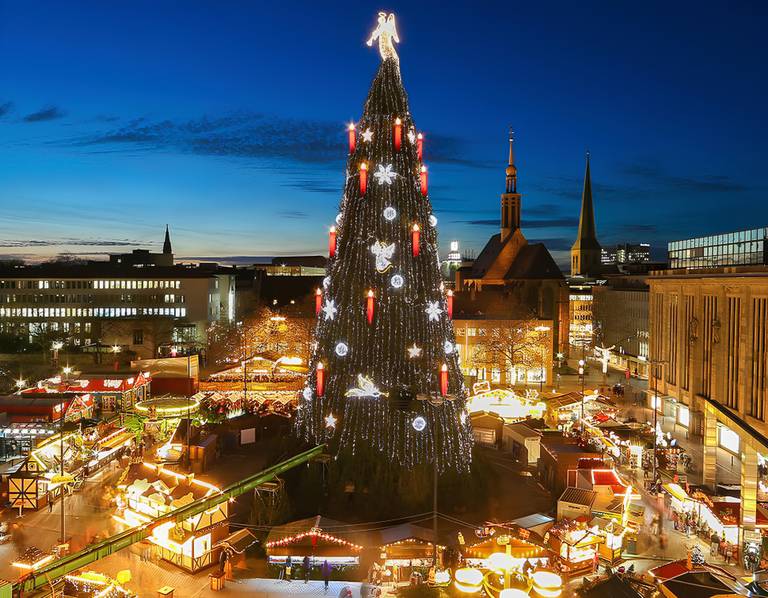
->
572, 155, 601, 252
469, 234, 563, 281
505, 243, 564, 279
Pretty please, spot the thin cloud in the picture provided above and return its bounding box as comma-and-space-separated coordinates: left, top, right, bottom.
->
0, 238, 154, 248
282, 179, 339, 194
62, 111, 487, 171
23, 106, 66, 122
623, 161, 750, 193
276, 210, 309, 220
0, 102, 13, 118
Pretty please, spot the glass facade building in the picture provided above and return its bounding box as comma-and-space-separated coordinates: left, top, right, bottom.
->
668, 227, 768, 270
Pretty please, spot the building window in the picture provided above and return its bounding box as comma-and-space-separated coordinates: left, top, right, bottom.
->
677, 404, 690, 428
133, 330, 144, 345
718, 425, 740, 454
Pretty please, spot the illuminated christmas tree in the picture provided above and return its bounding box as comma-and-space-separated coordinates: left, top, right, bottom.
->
296, 12, 473, 473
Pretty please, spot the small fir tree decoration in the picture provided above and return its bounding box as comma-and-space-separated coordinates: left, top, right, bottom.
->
296, 12, 473, 472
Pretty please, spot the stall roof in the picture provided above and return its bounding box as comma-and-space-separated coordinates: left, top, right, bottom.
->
377, 523, 435, 546
214, 528, 258, 554
510, 513, 554, 530
559, 487, 596, 507
661, 571, 735, 598
503, 422, 542, 439
582, 574, 647, 598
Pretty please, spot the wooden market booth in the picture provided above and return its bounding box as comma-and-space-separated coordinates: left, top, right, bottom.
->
114, 462, 229, 572
265, 516, 364, 571
462, 525, 552, 571
376, 523, 443, 581
544, 519, 602, 576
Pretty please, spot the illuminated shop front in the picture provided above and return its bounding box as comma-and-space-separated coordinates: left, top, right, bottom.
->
113, 462, 228, 572
265, 516, 364, 569
544, 520, 602, 576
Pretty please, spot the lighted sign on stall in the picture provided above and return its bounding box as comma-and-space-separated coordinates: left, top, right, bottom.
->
677, 405, 690, 428
718, 425, 740, 454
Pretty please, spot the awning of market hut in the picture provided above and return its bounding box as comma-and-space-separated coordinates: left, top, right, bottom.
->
265, 516, 364, 557
214, 528, 258, 554
464, 528, 550, 560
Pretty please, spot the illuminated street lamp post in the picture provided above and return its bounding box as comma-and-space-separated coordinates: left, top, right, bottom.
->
534, 326, 551, 393
51, 341, 64, 367
59, 365, 73, 544
578, 358, 586, 433
111, 344, 121, 372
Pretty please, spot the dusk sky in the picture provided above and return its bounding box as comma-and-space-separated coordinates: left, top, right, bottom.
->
1, 1, 766, 267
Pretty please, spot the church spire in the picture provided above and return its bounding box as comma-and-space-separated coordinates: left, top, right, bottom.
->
163, 224, 172, 255
500, 128, 521, 241
570, 152, 602, 276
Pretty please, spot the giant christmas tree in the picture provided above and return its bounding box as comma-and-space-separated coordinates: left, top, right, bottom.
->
296, 13, 473, 473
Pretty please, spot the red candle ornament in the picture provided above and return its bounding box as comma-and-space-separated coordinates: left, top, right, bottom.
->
420, 165, 428, 196
316, 362, 325, 397
411, 223, 420, 257
359, 163, 368, 196
315, 288, 322, 316
329, 226, 337, 258
394, 117, 402, 151
348, 123, 356, 154
440, 363, 449, 396
417, 132, 424, 161
446, 289, 454, 319
366, 289, 375, 325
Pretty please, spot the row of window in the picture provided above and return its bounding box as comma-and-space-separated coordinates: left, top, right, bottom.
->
0, 279, 183, 290
669, 227, 767, 251
0, 307, 187, 318
0, 293, 186, 305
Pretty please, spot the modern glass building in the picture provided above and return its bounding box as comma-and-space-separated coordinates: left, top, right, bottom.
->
668, 227, 768, 270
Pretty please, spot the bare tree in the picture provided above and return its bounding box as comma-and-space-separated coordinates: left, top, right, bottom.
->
469, 313, 549, 383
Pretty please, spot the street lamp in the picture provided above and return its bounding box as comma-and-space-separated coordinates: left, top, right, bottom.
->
111, 345, 121, 372
534, 326, 551, 393
51, 341, 64, 366
412, 409, 441, 568
578, 359, 586, 434
58, 365, 73, 545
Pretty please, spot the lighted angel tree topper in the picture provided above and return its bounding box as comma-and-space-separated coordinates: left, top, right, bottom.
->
296, 13, 473, 472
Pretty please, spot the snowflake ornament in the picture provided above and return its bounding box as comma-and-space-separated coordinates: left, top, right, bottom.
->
407, 344, 422, 359
390, 274, 404, 288
444, 340, 454, 354
407, 129, 416, 144
335, 342, 348, 357
370, 241, 395, 273
425, 301, 443, 322
302, 387, 313, 401
383, 206, 397, 221
321, 299, 338, 321
373, 163, 396, 185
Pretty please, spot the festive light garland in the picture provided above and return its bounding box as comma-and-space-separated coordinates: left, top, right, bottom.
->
295, 21, 473, 472
265, 530, 363, 551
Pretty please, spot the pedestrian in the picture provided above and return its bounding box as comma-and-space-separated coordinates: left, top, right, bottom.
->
322, 559, 332, 592
710, 532, 720, 556
285, 555, 293, 581
48, 497, 53, 513
304, 555, 311, 583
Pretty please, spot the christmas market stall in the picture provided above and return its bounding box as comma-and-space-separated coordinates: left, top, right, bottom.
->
113, 462, 229, 572
544, 519, 602, 576
21, 372, 151, 413
462, 525, 552, 572
62, 570, 135, 597
376, 523, 443, 581
465, 388, 546, 424
264, 516, 364, 578
662, 483, 739, 544
545, 392, 617, 429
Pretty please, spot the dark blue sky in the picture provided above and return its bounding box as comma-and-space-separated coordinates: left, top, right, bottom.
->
1, 1, 766, 266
